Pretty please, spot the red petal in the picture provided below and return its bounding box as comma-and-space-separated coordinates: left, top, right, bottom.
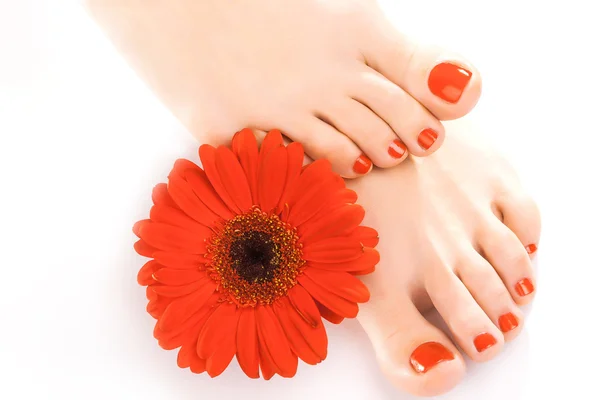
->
137, 260, 161, 286
132, 219, 149, 238
155, 295, 218, 344
199, 145, 240, 214
287, 300, 328, 358
255, 305, 298, 377
151, 279, 209, 298
146, 294, 171, 320
297, 274, 359, 318
258, 145, 287, 212
206, 311, 239, 377
232, 128, 260, 205
215, 146, 253, 212
190, 357, 207, 374
277, 142, 304, 212
286, 285, 321, 328
287, 174, 342, 228
259, 130, 284, 159
258, 333, 278, 380
197, 302, 239, 359
134, 240, 157, 258
351, 226, 379, 247
339, 188, 358, 204
152, 268, 206, 286
150, 205, 212, 238
236, 308, 260, 379
310, 248, 380, 272
274, 299, 322, 365
157, 281, 217, 331
153, 251, 208, 270
167, 174, 220, 226
177, 342, 197, 369
315, 301, 344, 324
184, 168, 234, 220
152, 183, 178, 208
299, 204, 365, 243
303, 268, 370, 303
138, 222, 207, 253
302, 237, 364, 263
351, 265, 377, 275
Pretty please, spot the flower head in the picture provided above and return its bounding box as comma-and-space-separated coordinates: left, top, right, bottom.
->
133, 129, 379, 379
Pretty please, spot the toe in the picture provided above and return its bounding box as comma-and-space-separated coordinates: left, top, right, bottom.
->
425, 257, 504, 361
477, 218, 537, 306
362, 24, 482, 120
285, 117, 371, 178
494, 192, 542, 258
318, 97, 410, 167
457, 250, 525, 342
359, 297, 465, 397
351, 67, 445, 157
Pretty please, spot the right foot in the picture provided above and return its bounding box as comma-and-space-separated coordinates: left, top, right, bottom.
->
344, 126, 540, 396
86, 0, 481, 177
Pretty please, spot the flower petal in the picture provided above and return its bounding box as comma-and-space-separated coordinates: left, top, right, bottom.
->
287, 300, 328, 358
255, 305, 298, 378
310, 248, 380, 272
138, 222, 207, 253
153, 251, 208, 270
351, 226, 379, 247
149, 204, 212, 237
297, 274, 359, 318
206, 312, 239, 377
258, 145, 287, 212
150, 279, 208, 298
315, 301, 344, 324
215, 146, 253, 212
157, 281, 217, 332
197, 302, 239, 359
299, 204, 365, 243
286, 285, 321, 328
156, 295, 218, 346
287, 174, 342, 228
146, 294, 170, 320
168, 174, 220, 226
258, 333, 278, 380
134, 240, 157, 258
236, 308, 260, 379
137, 260, 161, 286
177, 342, 198, 369
274, 298, 322, 365
190, 357, 207, 374
184, 168, 234, 220
277, 142, 304, 213
199, 145, 240, 214
152, 183, 178, 208
351, 265, 377, 276
152, 268, 206, 286
259, 130, 284, 159
232, 128, 260, 205
302, 237, 364, 263
303, 268, 370, 303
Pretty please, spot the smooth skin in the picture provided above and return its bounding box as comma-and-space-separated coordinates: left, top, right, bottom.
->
85, 0, 481, 178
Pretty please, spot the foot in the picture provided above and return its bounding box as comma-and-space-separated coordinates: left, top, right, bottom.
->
345, 126, 541, 396
86, 0, 481, 177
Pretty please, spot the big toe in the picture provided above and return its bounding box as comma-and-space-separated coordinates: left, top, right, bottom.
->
359, 297, 465, 397
362, 21, 482, 121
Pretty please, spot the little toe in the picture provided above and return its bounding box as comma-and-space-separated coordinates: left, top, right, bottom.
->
457, 250, 525, 342
478, 218, 537, 305
351, 67, 445, 157
362, 23, 482, 120
318, 97, 410, 167
359, 297, 464, 397
494, 192, 542, 258
425, 257, 504, 362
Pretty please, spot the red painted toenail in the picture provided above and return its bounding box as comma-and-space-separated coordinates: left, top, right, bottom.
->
428, 62, 472, 104
417, 129, 438, 150
388, 139, 407, 159
409, 342, 455, 373
498, 313, 519, 333
525, 243, 538, 254
353, 154, 372, 175
474, 333, 497, 353
515, 278, 535, 296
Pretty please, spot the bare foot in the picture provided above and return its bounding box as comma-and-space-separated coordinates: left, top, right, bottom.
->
85, 0, 481, 177
344, 127, 541, 396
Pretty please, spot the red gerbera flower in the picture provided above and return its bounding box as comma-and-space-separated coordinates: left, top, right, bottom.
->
133, 128, 379, 379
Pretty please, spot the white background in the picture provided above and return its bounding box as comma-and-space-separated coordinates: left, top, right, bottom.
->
1, 0, 599, 399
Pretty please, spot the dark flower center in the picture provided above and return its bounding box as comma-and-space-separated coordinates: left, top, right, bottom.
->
229, 231, 280, 283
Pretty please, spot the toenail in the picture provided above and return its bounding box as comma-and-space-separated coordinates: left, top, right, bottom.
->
417, 129, 438, 150
388, 139, 407, 159
498, 313, 519, 333
515, 278, 535, 297
428, 62, 472, 104
353, 155, 372, 175
525, 243, 538, 254
473, 333, 497, 353
409, 342, 455, 373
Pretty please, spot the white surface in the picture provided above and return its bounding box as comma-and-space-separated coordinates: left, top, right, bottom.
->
1, 0, 599, 399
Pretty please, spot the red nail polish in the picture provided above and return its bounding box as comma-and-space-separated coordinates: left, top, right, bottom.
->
498, 313, 519, 333
525, 244, 537, 254
417, 129, 438, 150
473, 333, 497, 353
428, 62, 472, 104
409, 342, 455, 373
515, 278, 535, 297
388, 139, 407, 159
353, 155, 372, 175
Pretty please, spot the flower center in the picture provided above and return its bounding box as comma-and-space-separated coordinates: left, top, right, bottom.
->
207, 207, 305, 306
